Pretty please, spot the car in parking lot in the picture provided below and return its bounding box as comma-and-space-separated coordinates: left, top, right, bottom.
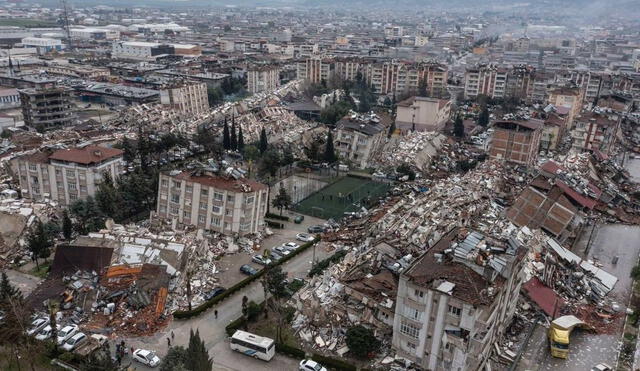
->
283, 242, 300, 251
62, 332, 87, 351
27, 318, 49, 336
294, 215, 305, 224
132, 349, 161, 367
240, 264, 258, 276
307, 225, 325, 233
296, 233, 314, 242
35, 324, 60, 341
57, 324, 79, 345
300, 359, 328, 371
270, 251, 283, 262
273, 245, 292, 256
204, 287, 226, 301
252, 255, 272, 266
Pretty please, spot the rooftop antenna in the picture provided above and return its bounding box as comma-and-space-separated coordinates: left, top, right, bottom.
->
61, 0, 73, 51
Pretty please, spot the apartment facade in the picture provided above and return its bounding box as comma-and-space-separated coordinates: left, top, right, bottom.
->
296, 57, 333, 84
547, 86, 583, 127
395, 96, 451, 132
334, 113, 388, 169
159, 81, 209, 116
156, 170, 268, 236
571, 110, 621, 154
489, 119, 543, 167
13, 145, 124, 206
247, 66, 280, 94
392, 229, 526, 371
19, 87, 75, 130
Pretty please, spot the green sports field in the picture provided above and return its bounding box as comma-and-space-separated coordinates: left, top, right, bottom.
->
295, 176, 390, 220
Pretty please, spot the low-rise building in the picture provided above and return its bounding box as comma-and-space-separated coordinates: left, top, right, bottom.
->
395, 96, 451, 132
571, 110, 620, 154
489, 119, 542, 167
334, 112, 389, 169
13, 145, 124, 205
392, 228, 526, 371
21, 37, 63, 53
156, 169, 268, 236
247, 66, 280, 94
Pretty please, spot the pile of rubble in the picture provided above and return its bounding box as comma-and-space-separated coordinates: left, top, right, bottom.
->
375, 132, 447, 172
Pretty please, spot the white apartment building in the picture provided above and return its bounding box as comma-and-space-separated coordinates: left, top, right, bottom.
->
160, 81, 209, 116
392, 229, 526, 371
463, 64, 508, 100
156, 169, 268, 236
334, 112, 388, 169
296, 58, 333, 84
571, 110, 621, 154
13, 145, 124, 206
247, 66, 280, 94
395, 96, 451, 132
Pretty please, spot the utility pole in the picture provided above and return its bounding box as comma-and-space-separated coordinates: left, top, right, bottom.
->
60, 0, 72, 52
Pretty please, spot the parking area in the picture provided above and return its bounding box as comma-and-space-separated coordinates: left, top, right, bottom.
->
215, 213, 328, 288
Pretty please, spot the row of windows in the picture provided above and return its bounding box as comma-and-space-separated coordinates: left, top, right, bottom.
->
399, 320, 420, 339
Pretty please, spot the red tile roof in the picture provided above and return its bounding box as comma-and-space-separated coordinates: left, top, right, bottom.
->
523, 277, 564, 316
49, 146, 123, 165
171, 171, 267, 193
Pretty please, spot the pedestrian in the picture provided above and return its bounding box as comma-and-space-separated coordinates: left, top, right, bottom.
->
171, 331, 175, 341
214, 310, 218, 319
130, 346, 134, 355
167, 337, 171, 347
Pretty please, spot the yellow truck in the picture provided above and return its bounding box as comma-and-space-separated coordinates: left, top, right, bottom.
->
548, 315, 588, 358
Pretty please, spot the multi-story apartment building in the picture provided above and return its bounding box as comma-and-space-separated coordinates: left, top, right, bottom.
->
296, 57, 333, 84
395, 96, 451, 132
13, 145, 124, 206
156, 169, 268, 236
392, 228, 526, 371
112, 41, 201, 60
547, 86, 583, 127
247, 66, 280, 94
159, 81, 209, 116
464, 64, 535, 101
571, 110, 621, 154
334, 113, 388, 169
19, 87, 75, 130
489, 119, 543, 167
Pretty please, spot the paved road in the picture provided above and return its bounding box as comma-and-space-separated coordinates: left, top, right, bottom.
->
517, 224, 640, 370
120, 233, 331, 370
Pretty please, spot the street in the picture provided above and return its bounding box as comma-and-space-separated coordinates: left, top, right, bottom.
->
118, 217, 332, 371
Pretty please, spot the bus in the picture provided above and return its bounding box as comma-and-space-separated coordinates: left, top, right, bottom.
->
229, 330, 275, 361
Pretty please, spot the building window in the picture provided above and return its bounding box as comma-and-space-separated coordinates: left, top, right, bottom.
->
171, 194, 180, 203
414, 289, 424, 298
199, 201, 207, 210
68, 183, 77, 191
29, 164, 37, 171
212, 205, 221, 214
80, 185, 87, 193
214, 192, 223, 201
172, 181, 181, 188
201, 189, 208, 196
183, 211, 190, 218
185, 185, 193, 193
160, 205, 167, 213
448, 305, 461, 317
405, 307, 423, 321
227, 195, 235, 202
407, 342, 416, 351
224, 222, 230, 230
225, 209, 232, 216
198, 215, 205, 223
240, 222, 250, 231
211, 217, 221, 226
66, 170, 75, 177
399, 320, 420, 339
161, 179, 168, 187
245, 195, 254, 204
69, 193, 77, 200
170, 206, 179, 215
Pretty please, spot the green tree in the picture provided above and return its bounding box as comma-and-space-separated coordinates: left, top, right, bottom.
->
122, 137, 136, 164
186, 329, 212, 371
160, 346, 189, 371
272, 186, 292, 216
0, 272, 22, 304
230, 121, 237, 151
136, 126, 151, 171
95, 172, 121, 219
346, 325, 381, 359
195, 128, 222, 159
258, 127, 268, 153
69, 196, 105, 234
62, 209, 73, 241
453, 114, 465, 138
237, 126, 245, 152
262, 266, 289, 343
27, 220, 52, 270
259, 149, 280, 177
478, 105, 489, 127
222, 119, 231, 150
80, 349, 118, 371
323, 131, 337, 163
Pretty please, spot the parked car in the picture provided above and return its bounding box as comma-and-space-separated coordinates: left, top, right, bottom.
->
592, 364, 613, 371
296, 233, 314, 242
283, 242, 300, 251
270, 251, 283, 262
300, 359, 328, 371
273, 246, 292, 256
62, 332, 87, 351
294, 215, 305, 224
27, 318, 49, 336
204, 287, 226, 301
240, 264, 258, 276
132, 349, 161, 367
57, 324, 79, 345
35, 324, 60, 341
307, 225, 325, 233
252, 255, 272, 266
